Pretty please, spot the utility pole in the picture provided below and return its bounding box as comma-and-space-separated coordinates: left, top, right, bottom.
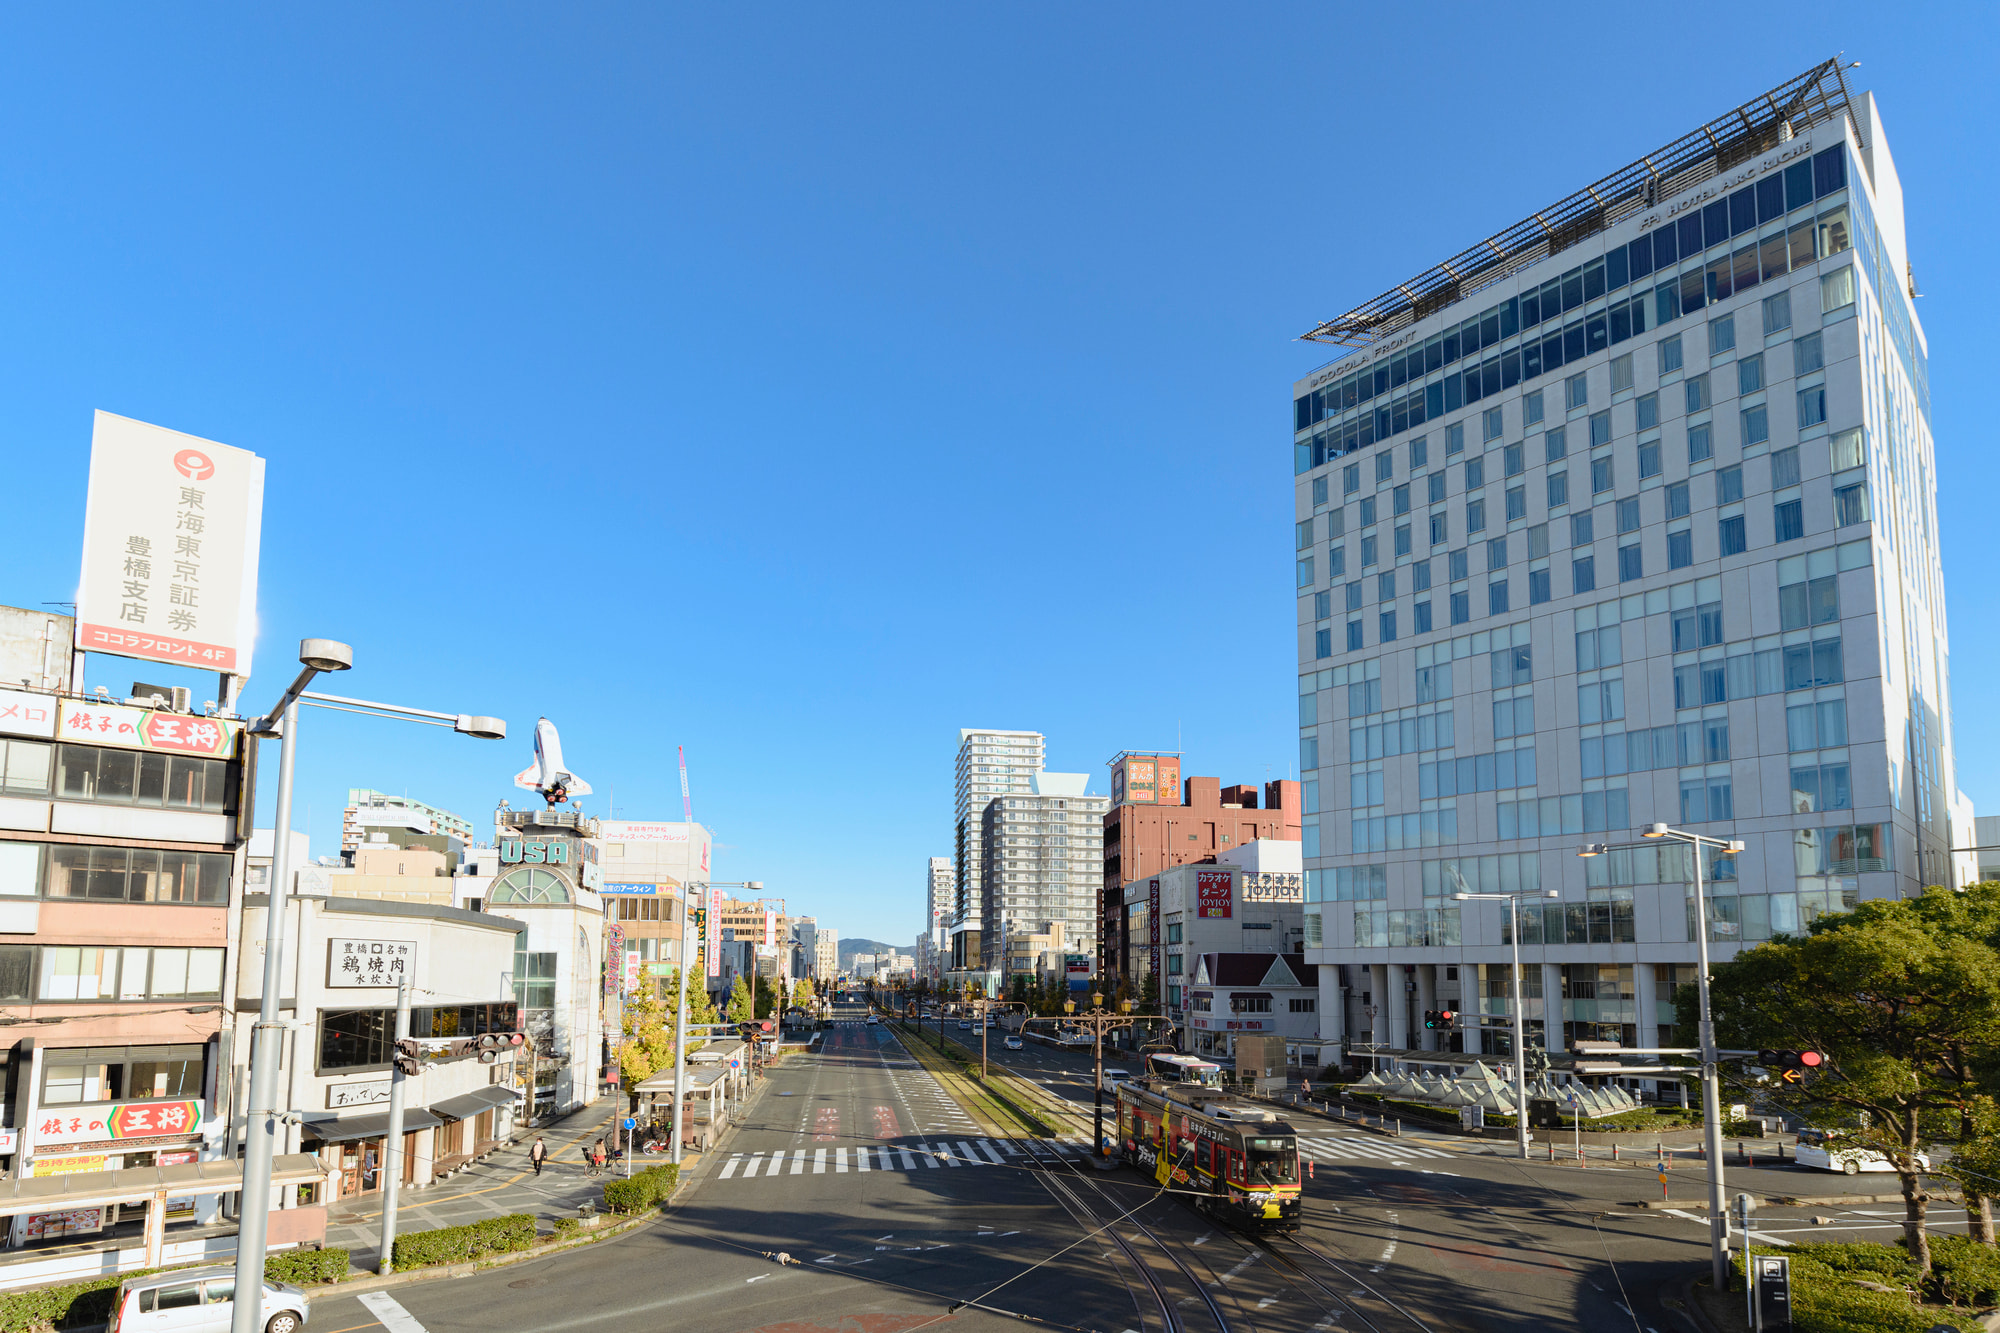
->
378, 980, 413, 1274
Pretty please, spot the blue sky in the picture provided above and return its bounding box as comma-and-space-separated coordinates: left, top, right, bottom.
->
5, 7, 1996, 945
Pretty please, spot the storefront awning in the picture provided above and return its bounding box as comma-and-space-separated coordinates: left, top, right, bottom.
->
430, 1087, 519, 1121
0, 1153, 327, 1216
632, 1065, 728, 1094
302, 1110, 443, 1143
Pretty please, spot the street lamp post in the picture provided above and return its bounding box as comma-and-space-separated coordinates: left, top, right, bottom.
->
230, 642, 504, 1328
1058, 993, 1138, 1160
1452, 887, 1560, 1160
1582, 824, 1745, 1295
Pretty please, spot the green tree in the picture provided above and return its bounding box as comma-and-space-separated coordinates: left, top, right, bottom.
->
1010, 974, 1030, 1004
1138, 967, 1160, 1016
1691, 885, 2000, 1272
727, 974, 754, 1024
754, 976, 779, 1020
620, 969, 718, 1086
791, 978, 814, 1011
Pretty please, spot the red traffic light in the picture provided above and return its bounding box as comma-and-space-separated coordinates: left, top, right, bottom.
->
1797, 1050, 1824, 1068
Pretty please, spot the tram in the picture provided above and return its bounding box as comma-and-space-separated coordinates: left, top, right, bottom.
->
1115, 1078, 1301, 1231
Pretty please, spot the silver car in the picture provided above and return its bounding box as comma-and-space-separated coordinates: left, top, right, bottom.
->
109, 1265, 310, 1333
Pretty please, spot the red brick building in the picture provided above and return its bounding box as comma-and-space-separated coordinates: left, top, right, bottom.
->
1099, 772, 1300, 986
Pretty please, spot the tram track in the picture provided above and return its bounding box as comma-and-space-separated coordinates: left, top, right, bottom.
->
1021, 1136, 1439, 1333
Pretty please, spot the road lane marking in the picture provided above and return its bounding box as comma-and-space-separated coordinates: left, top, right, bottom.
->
358, 1293, 427, 1333
720, 1155, 743, 1179
790, 1150, 807, 1174
813, 1148, 827, 1173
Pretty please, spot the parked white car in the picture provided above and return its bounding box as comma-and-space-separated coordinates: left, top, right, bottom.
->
1793, 1128, 1931, 1175
109, 1266, 309, 1333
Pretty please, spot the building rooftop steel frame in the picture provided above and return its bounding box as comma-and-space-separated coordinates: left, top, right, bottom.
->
1299, 58, 1860, 349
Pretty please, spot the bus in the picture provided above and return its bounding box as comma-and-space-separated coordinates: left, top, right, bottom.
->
1146, 1053, 1223, 1087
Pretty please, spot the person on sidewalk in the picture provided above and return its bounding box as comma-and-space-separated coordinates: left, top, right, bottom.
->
530, 1136, 547, 1177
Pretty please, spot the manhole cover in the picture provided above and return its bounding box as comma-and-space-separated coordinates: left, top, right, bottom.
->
507, 1277, 546, 1289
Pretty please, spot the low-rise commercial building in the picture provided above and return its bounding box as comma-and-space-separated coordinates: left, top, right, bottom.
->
233, 892, 521, 1205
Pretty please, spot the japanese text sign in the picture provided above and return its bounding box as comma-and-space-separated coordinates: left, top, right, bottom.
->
1196, 869, 1234, 919
76, 412, 265, 676
35, 1099, 202, 1147
56, 700, 242, 758
0, 688, 57, 740
327, 937, 417, 988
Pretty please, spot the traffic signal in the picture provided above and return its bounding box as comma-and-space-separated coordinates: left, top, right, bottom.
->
1422, 1009, 1458, 1030
393, 1038, 422, 1076
1758, 1050, 1826, 1083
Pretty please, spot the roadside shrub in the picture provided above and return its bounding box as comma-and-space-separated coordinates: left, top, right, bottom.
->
0, 1269, 155, 1332
1734, 1244, 1983, 1333
603, 1163, 680, 1214
550, 1215, 584, 1239
265, 1248, 351, 1286
1922, 1234, 2000, 1308
390, 1213, 537, 1269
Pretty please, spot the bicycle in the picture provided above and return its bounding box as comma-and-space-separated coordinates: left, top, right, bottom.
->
583, 1154, 605, 1179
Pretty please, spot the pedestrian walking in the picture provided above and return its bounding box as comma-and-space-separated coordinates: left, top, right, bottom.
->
1302, 1078, 1313, 1099
529, 1136, 547, 1177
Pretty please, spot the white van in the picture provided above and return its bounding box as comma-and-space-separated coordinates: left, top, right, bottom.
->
1792, 1128, 1931, 1175
108, 1265, 309, 1333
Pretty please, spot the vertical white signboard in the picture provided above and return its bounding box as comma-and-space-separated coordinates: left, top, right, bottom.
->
76, 411, 265, 678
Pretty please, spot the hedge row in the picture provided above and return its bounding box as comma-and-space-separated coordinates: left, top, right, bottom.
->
1732, 1239, 1999, 1332
602, 1163, 680, 1214
389, 1213, 537, 1270
0, 1250, 354, 1332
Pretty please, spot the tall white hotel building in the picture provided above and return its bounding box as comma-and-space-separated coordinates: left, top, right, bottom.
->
1292, 62, 1971, 1064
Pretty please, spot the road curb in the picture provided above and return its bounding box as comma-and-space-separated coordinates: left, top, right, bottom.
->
301, 1209, 662, 1299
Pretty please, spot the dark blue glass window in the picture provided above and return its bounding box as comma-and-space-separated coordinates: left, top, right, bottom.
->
1785, 161, 1814, 212
1813, 145, 1846, 198
1585, 317, 1608, 355
1374, 367, 1390, 398
1482, 359, 1501, 397
1702, 200, 1730, 249
1629, 233, 1653, 281
1443, 377, 1462, 413
1441, 330, 1459, 364
1500, 351, 1521, 389
1606, 247, 1629, 291
1462, 369, 1481, 405
1426, 383, 1444, 419
1542, 332, 1563, 374
1677, 215, 1703, 259
1756, 174, 1784, 224
1656, 282, 1679, 325
1480, 312, 1501, 346
1296, 398, 1312, 431
1499, 298, 1519, 337
1728, 186, 1757, 237
1425, 338, 1442, 373
1522, 341, 1542, 379
1653, 222, 1677, 268
1562, 323, 1585, 363
1609, 304, 1631, 344
1389, 356, 1407, 389
1520, 290, 1541, 327
1583, 260, 1606, 301
1560, 268, 1584, 312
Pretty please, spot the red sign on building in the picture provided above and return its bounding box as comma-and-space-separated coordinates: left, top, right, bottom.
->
1195, 869, 1234, 919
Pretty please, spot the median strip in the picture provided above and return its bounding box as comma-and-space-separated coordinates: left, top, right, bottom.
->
890, 1021, 1060, 1139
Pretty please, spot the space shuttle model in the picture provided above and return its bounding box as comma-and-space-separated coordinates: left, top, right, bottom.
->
514, 717, 593, 807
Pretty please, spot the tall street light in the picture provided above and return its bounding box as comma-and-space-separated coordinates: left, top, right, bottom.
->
1581, 823, 1745, 1295
1452, 887, 1559, 1160
231, 641, 504, 1326
1059, 992, 1137, 1160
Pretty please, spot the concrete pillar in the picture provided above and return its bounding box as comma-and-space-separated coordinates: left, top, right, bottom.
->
1635, 961, 1660, 1049
1541, 963, 1566, 1052
1462, 971, 1484, 1056
1414, 965, 1438, 1052
1317, 964, 1345, 1047
1386, 965, 1410, 1051
1368, 963, 1390, 1046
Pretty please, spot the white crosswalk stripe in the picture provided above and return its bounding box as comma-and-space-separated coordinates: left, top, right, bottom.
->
707, 1137, 1089, 1187
1296, 1133, 1453, 1162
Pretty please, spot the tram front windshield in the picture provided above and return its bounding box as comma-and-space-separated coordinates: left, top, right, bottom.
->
1246, 1138, 1297, 1184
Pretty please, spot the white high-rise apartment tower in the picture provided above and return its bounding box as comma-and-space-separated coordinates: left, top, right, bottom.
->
925, 856, 953, 958
1291, 62, 1971, 1067
952, 729, 1046, 970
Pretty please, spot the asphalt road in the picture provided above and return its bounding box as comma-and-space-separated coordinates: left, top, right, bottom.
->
306, 1001, 1963, 1333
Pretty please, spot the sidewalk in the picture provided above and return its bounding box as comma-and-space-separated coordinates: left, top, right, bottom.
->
324, 1102, 684, 1270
